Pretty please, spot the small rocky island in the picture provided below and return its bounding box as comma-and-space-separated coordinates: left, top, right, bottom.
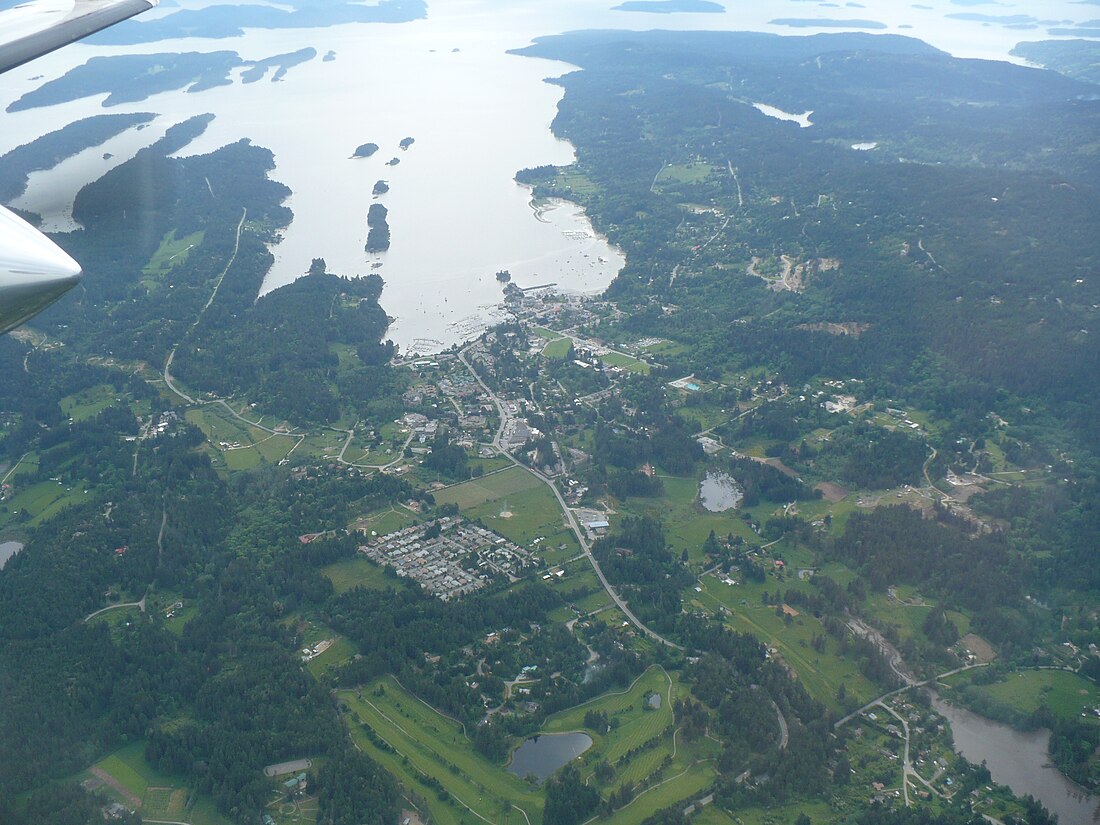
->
399, 136, 415, 150
372, 180, 389, 196
352, 142, 379, 158
386, 157, 400, 166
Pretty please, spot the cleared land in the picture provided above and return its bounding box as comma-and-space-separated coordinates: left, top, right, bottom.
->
950, 669, 1100, 723
0, 479, 90, 529
60, 384, 119, 423
83, 742, 231, 825
696, 574, 881, 712
321, 556, 394, 594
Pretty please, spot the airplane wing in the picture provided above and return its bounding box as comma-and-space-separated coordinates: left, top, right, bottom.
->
0, 0, 157, 75
0, 0, 157, 335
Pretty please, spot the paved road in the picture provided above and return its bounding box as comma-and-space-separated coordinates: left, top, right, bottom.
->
458, 344, 681, 649
834, 661, 990, 729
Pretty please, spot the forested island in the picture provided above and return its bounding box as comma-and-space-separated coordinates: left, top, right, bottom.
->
365, 203, 391, 252
1, 25, 1098, 825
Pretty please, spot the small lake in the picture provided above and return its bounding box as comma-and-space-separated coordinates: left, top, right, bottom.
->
699, 471, 742, 512
931, 693, 1100, 825
506, 731, 592, 782
0, 540, 23, 570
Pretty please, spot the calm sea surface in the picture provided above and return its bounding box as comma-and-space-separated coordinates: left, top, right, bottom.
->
0, 0, 1092, 351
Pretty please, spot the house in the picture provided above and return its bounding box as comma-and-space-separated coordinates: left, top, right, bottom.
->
780, 604, 800, 618
284, 771, 308, 798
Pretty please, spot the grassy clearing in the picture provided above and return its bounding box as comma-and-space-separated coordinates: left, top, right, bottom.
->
60, 384, 119, 423
351, 507, 417, 536
306, 636, 357, 680
697, 574, 880, 711
953, 670, 1100, 723
321, 556, 394, 594
655, 162, 715, 185
340, 677, 543, 825
185, 408, 298, 470
0, 479, 90, 528
84, 741, 232, 825
558, 168, 599, 196
432, 466, 543, 510
601, 351, 651, 375
616, 475, 757, 565
465, 483, 578, 555
142, 230, 204, 289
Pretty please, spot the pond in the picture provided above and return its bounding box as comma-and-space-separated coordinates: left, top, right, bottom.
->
506, 731, 592, 782
0, 540, 23, 570
699, 471, 743, 512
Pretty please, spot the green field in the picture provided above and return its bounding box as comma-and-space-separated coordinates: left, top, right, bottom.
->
185, 408, 300, 471
1, 479, 90, 528
655, 162, 715, 185
601, 351, 651, 375
60, 384, 120, 423
84, 742, 231, 825
350, 507, 417, 537
952, 669, 1100, 723
142, 230, 204, 290
617, 475, 758, 565
696, 574, 881, 711
340, 677, 543, 825
321, 556, 395, 594
430, 467, 577, 556
306, 636, 357, 680
432, 466, 543, 510
542, 338, 573, 360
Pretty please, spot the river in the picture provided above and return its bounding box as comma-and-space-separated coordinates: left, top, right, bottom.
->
931, 693, 1100, 825
0, 0, 1095, 350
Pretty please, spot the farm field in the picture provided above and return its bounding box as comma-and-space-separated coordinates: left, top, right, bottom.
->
432, 465, 542, 510
82, 742, 231, 825
0, 479, 90, 529
349, 507, 417, 538
864, 589, 970, 646
185, 407, 300, 471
